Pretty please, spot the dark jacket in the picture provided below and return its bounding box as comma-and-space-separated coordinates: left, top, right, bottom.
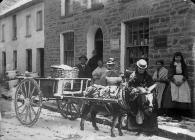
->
87, 55, 102, 73
128, 70, 154, 89
76, 63, 92, 78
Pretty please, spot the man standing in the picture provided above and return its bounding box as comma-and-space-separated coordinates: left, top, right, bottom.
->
76, 55, 91, 78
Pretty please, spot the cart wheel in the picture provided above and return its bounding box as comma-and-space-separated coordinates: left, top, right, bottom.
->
57, 99, 81, 120
14, 78, 42, 126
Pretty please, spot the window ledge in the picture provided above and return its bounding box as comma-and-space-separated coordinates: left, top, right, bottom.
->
60, 13, 73, 19
118, 0, 132, 3
25, 34, 32, 38
84, 3, 104, 12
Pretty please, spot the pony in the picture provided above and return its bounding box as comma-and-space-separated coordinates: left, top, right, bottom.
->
80, 82, 157, 137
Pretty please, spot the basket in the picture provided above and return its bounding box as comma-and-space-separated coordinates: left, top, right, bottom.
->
51, 65, 78, 78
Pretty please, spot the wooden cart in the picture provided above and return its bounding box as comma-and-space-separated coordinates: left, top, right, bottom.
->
14, 77, 118, 126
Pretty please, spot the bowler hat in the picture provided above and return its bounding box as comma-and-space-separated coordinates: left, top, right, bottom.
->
79, 55, 88, 60
136, 59, 147, 69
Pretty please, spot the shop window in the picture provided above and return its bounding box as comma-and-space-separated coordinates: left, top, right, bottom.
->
26, 15, 31, 37
61, 0, 73, 16
36, 10, 43, 31
12, 15, 17, 40
1, 24, 5, 42
13, 50, 17, 70
63, 32, 74, 66
126, 18, 149, 70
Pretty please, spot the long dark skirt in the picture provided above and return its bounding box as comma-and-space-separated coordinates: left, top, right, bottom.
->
161, 84, 192, 117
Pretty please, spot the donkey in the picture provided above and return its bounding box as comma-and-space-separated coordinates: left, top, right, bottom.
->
80, 83, 157, 137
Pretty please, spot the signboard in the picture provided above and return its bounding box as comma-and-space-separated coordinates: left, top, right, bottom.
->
110, 39, 120, 50
154, 35, 167, 49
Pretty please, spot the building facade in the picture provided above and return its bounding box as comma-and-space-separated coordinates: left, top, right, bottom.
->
0, 0, 44, 76
44, 0, 195, 115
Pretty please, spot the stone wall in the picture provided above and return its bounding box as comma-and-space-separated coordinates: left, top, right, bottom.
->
44, 0, 195, 115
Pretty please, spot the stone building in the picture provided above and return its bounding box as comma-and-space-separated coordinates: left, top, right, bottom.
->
0, 0, 44, 76
44, 0, 195, 115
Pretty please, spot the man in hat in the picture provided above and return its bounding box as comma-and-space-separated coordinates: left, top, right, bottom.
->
76, 55, 92, 78
126, 59, 157, 131
99, 58, 121, 86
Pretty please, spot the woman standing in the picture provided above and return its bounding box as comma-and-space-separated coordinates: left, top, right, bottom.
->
92, 60, 107, 85
162, 52, 191, 119
152, 60, 168, 111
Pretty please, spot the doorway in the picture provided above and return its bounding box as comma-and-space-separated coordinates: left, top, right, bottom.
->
2, 51, 6, 74
26, 49, 32, 72
37, 48, 44, 77
95, 28, 103, 59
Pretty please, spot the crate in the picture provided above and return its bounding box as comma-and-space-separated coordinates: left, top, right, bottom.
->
51, 68, 78, 78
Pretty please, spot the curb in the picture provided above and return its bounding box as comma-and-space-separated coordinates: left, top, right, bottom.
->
42, 103, 195, 140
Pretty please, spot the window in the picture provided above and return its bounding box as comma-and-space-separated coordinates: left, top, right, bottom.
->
26, 49, 32, 72
125, 18, 149, 69
12, 15, 17, 40
26, 15, 31, 37
61, 0, 73, 16
87, 0, 103, 9
63, 32, 74, 66
13, 50, 17, 70
36, 10, 43, 31
1, 24, 5, 42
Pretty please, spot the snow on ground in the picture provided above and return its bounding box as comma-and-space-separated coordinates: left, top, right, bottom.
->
0, 108, 170, 140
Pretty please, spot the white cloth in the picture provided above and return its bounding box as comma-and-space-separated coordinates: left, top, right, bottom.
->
174, 62, 182, 74
152, 67, 168, 108
171, 75, 191, 103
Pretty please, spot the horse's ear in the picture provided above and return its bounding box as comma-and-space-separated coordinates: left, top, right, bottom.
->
148, 84, 157, 93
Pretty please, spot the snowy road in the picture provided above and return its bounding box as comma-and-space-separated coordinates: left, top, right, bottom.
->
0, 104, 171, 140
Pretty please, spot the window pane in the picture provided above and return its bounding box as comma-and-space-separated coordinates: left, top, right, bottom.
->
63, 32, 74, 66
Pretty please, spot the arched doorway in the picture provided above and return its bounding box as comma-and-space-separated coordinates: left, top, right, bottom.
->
95, 28, 103, 59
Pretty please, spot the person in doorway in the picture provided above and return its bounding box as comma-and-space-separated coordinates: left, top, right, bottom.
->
92, 59, 107, 85
162, 52, 191, 119
76, 55, 91, 78
87, 50, 102, 74
152, 60, 168, 115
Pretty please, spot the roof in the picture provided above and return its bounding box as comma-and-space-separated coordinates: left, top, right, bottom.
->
0, 0, 38, 17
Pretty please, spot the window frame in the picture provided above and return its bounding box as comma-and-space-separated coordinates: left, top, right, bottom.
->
125, 18, 149, 69
12, 15, 17, 40
61, 0, 73, 17
1, 24, 5, 42
62, 32, 74, 66
87, 0, 103, 9
36, 10, 43, 31
26, 15, 31, 37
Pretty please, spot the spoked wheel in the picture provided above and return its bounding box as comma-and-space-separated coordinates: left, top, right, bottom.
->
14, 78, 42, 126
57, 98, 82, 120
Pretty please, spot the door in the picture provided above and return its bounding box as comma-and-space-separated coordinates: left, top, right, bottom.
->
95, 28, 103, 59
